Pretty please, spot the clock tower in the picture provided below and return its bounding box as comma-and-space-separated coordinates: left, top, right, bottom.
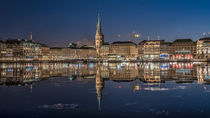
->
95, 14, 104, 58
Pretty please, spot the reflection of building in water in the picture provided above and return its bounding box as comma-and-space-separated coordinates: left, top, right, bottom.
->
99, 64, 109, 79
95, 65, 104, 110
171, 62, 196, 83
138, 63, 163, 83
0, 63, 41, 85
108, 63, 138, 81
0, 63, 97, 85
0, 62, 209, 86
197, 63, 210, 84
137, 62, 195, 83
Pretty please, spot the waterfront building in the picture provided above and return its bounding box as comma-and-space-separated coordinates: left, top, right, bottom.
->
22, 40, 41, 61
160, 42, 171, 60
60, 46, 96, 60
41, 44, 50, 61
100, 42, 110, 59
95, 15, 104, 58
49, 47, 63, 61
61, 48, 72, 60
138, 40, 147, 60
170, 39, 196, 61
196, 37, 210, 59
143, 40, 164, 61
3, 39, 42, 61
0, 41, 6, 61
2, 15, 210, 62
5, 39, 23, 61
109, 41, 138, 60
74, 47, 96, 59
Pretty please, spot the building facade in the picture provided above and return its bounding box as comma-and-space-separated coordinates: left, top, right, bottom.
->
138, 40, 146, 60
49, 47, 63, 61
100, 43, 110, 59
143, 40, 164, 61
41, 44, 50, 61
196, 37, 210, 59
160, 42, 171, 60
1, 39, 42, 61
170, 39, 196, 61
0, 41, 6, 61
109, 41, 138, 60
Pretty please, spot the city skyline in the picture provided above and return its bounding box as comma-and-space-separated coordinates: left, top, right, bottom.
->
1, 0, 210, 47
2, 1, 210, 117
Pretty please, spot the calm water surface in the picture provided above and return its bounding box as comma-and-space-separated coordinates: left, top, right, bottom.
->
0, 62, 210, 118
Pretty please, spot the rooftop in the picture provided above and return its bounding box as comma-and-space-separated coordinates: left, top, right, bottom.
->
40, 44, 48, 47
112, 41, 136, 45
50, 47, 62, 49
161, 42, 172, 45
199, 37, 210, 41
103, 42, 109, 45
173, 39, 194, 43
138, 40, 147, 45
68, 46, 95, 49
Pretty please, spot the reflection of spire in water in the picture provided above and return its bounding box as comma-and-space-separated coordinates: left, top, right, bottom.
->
96, 65, 103, 111
30, 84, 33, 93
97, 87, 102, 111
204, 85, 207, 92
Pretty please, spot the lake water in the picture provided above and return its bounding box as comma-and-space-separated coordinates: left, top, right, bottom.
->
1, 62, 210, 118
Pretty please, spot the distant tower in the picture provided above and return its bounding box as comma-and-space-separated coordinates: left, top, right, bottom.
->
96, 65, 104, 111
158, 36, 160, 40
95, 14, 104, 58
30, 32, 33, 41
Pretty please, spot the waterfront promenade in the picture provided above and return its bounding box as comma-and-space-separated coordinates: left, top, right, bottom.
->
0, 58, 208, 63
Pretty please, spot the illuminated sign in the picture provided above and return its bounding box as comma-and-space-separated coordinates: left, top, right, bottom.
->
160, 55, 169, 57
89, 63, 94, 69
205, 76, 210, 79
160, 63, 169, 69
175, 50, 191, 53
160, 54, 169, 59
26, 56, 34, 58
8, 69, 12, 72
175, 69, 191, 73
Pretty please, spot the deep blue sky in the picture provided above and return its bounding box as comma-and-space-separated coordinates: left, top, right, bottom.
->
1, 0, 210, 46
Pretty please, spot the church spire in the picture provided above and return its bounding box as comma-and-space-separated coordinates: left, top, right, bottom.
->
95, 13, 104, 58
96, 13, 102, 35
30, 32, 33, 41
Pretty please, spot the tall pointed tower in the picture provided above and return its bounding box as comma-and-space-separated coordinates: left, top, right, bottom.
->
95, 14, 104, 58
30, 32, 33, 41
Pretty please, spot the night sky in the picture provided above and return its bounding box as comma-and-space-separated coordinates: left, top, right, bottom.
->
1, 0, 210, 47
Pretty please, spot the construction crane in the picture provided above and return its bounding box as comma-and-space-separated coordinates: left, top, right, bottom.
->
117, 31, 142, 43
